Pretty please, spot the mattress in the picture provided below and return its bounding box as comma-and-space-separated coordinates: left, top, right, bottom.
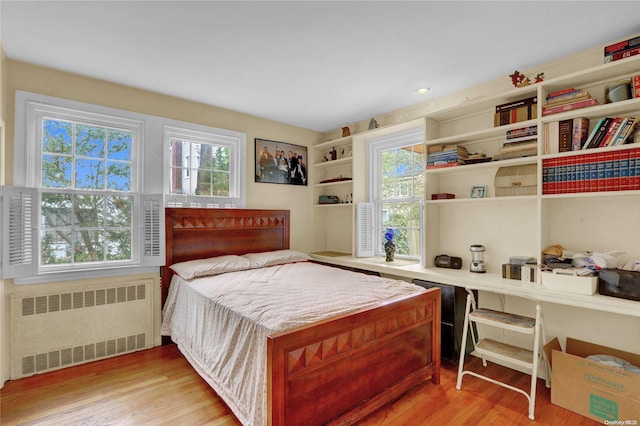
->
160, 260, 425, 426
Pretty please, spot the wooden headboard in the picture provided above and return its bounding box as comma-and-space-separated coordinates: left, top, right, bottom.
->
161, 208, 290, 303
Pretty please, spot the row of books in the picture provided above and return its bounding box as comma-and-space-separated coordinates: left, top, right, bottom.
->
494, 126, 538, 161
582, 116, 639, 149
426, 145, 469, 169
544, 117, 590, 154
604, 35, 640, 63
493, 96, 537, 127
542, 148, 640, 194
541, 88, 598, 116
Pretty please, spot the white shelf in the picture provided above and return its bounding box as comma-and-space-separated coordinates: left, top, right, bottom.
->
312, 157, 352, 168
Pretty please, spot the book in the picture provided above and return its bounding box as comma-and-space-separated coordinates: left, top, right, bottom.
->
495, 96, 537, 112
546, 88, 576, 99
598, 117, 622, 147
582, 118, 604, 149
571, 117, 589, 151
506, 125, 537, 139
633, 75, 640, 98
612, 117, 639, 146
544, 121, 559, 154
586, 117, 613, 149
604, 35, 640, 56
605, 46, 640, 63
541, 98, 598, 116
543, 90, 591, 108
494, 104, 537, 126
499, 141, 537, 154
558, 119, 572, 152
503, 134, 538, 144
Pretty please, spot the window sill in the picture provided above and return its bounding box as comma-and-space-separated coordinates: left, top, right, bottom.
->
13, 265, 160, 285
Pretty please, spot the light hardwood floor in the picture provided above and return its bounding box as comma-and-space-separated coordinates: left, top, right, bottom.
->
1, 344, 599, 425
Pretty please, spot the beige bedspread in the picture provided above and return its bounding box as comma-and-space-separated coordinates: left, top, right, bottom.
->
161, 261, 424, 425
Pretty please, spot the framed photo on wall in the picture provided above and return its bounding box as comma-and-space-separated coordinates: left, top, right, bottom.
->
255, 138, 308, 186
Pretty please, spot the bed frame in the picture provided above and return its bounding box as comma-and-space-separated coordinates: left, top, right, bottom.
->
161, 208, 441, 425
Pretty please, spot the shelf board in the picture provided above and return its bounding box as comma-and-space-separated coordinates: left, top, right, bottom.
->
426, 195, 537, 204
541, 55, 640, 92
313, 136, 352, 150
426, 156, 537, 175
314, 203, 354, 208
312, 157, 352, 168
427, 119, 538, 146
541, 189, 639, 200
539, 97, 640, 123
425, 85, 538, 123
313, 179, 352, 188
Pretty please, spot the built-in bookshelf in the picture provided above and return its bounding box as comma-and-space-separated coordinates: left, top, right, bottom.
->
312, 54, 640, 279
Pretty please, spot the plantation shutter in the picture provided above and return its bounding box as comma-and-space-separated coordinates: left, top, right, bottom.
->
140, 194, 165, 266
356, 202, 374, 257
1, 186, 37, 278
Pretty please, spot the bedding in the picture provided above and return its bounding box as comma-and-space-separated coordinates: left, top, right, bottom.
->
161, 258, 426, 426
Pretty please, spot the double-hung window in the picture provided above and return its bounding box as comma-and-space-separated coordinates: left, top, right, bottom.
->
8, 94, 146, 280
6, 92, 246, 282
368, 127, 425, 260
165, 125, 245, 208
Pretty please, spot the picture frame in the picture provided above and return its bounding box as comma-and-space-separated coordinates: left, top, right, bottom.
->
255, 138, 308, 186
470, 185, 486, 198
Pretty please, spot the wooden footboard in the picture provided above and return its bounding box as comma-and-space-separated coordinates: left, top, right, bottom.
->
267, 287, 441, 426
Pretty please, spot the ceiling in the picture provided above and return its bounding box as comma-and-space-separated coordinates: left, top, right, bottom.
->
2, 1, 640, 132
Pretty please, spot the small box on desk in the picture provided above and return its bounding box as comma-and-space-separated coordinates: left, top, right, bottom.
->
545, 337, 640, 423
540, 269, 598, 295
502, 263, 522, 280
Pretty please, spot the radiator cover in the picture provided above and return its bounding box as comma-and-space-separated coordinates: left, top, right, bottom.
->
10, 278, 154, 379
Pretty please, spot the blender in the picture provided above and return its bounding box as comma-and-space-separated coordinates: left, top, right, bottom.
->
470, 244, 486, 273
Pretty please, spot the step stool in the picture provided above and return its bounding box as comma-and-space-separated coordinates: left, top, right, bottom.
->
456, 291, 550, 420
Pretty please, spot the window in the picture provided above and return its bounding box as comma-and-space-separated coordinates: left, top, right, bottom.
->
164, 126, 245, 208
10, 91, 246, 282
368, 127, 424, 260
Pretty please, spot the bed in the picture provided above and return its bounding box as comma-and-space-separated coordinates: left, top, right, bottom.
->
160, 208, 441, 425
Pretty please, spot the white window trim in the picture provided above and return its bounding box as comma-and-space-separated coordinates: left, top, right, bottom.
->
11, 91, 246, 284
367, 126, 425, 261
163, 124, 246, 208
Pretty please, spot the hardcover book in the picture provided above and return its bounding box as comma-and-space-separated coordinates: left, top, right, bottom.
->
571, 117, 589, 151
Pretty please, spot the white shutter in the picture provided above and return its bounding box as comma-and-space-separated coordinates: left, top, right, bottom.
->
1, 186, 38, 278
356, 202, 374, 257
140, 194, 165, 266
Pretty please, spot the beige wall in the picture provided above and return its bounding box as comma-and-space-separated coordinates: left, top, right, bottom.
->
1, 60, 324, 384
4, 59, 323, 251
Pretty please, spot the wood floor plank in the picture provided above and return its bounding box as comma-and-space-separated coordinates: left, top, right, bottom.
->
0, 345, 600, 425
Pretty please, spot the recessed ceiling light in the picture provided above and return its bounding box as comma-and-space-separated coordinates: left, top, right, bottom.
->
413, 86, 431, 95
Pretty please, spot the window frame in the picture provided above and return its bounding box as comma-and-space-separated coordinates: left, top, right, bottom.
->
163, 124, 246, 208
12, 91, 246, 283
367, 127, 425, 261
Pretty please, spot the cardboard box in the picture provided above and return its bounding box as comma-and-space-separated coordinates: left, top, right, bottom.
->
545, 337, 640, 423
540, 269, 598, 295
494, 164, 537, 197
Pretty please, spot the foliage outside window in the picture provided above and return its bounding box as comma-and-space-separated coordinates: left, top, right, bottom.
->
40, 118, 135, 266
378, 144, 424, 258
368, 127, 424, 260
169, 138, 230, 197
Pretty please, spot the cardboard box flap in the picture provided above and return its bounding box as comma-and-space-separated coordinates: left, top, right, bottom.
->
566, 337, 640, 367
544, 337, 562, 369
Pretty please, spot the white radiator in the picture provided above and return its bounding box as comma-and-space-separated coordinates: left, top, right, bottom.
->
10, 278, 154, 379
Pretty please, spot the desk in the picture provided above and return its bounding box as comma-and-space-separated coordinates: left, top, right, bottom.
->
309, 253, 640, 318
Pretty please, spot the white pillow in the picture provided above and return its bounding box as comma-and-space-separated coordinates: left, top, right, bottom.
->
242, 249, 310, 269
170, 255, 251, 279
